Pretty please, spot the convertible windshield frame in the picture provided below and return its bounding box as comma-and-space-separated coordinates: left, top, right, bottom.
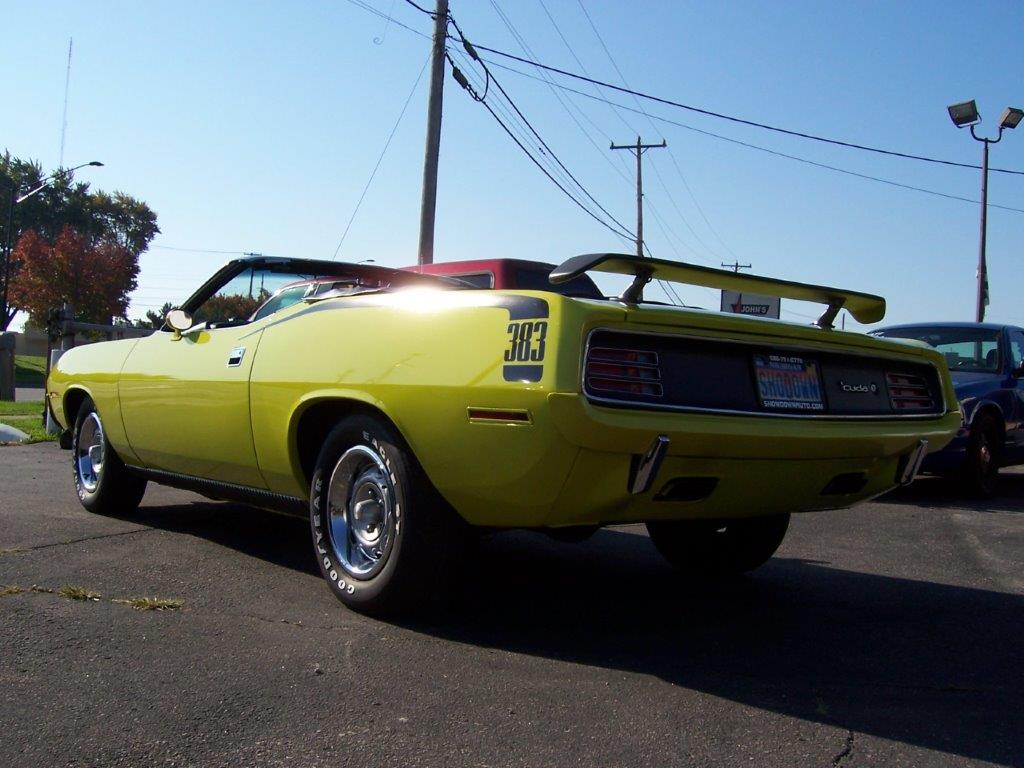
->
176, 256, 462, 323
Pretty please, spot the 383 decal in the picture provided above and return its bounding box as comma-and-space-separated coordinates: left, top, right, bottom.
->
505, 320, 548, 363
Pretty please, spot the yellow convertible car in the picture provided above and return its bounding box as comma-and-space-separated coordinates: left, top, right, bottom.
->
48, 253, 959, 613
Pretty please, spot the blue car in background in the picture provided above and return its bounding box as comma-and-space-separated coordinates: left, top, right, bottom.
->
872, 322, 1024, 495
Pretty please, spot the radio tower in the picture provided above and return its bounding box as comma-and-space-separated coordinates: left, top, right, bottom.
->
59, 38, 72, 167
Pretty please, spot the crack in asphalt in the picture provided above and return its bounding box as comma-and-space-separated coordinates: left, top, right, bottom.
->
228, 610, 355, 633
831, 730, 855, 766
0, 527, 155, 556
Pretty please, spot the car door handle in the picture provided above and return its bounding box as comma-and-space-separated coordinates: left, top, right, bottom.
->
227, 347, 246, 367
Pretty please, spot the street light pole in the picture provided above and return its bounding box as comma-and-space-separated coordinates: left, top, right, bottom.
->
947, 101, 1022, 323
974, 129, 991, 324
0, 160, 103, 329
1, 184, 15, 329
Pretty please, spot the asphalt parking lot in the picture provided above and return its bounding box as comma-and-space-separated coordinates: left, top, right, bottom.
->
1, 442, 1022, 767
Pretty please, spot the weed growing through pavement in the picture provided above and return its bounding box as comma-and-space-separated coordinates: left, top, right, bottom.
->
58, 585, 102, 601
3, 583, 183, 611
113, 597, 184, 612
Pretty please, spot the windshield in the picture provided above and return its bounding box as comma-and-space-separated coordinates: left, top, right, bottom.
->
192, 268, 321, 325
182, 260, 461, 328
876, 326, 1002, 373
251, 283, 312, 321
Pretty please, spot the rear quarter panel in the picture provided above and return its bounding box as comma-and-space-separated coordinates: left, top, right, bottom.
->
248, 290, 622, 522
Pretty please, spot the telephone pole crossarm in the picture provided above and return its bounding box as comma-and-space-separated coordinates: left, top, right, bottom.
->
721, 261, 752, 273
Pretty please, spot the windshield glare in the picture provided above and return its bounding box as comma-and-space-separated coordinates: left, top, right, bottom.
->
877, 326, 1001, 372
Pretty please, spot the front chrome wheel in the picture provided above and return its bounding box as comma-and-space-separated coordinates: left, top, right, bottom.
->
76, 411, 105, 493
326, 445, 398, 579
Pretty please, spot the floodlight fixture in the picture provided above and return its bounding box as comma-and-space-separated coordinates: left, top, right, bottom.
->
999, 107, 1024, 130
947, 101, 1022, 322
948, 100, 981, 128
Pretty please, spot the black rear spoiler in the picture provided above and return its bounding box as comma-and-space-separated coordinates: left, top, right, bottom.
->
549, 253, 885, 329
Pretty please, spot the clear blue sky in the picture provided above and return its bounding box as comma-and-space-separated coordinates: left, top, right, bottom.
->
4, 1, 1023, 329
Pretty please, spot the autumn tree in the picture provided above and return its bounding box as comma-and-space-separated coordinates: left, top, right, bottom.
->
0, 151, 159, 328
9, 227, 139, 326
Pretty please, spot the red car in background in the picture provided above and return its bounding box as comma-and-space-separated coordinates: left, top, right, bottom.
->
403, 258, 604, 298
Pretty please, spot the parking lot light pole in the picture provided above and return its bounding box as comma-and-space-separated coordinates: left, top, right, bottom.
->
1, 161, 103, 329
947, 101, 1023, 323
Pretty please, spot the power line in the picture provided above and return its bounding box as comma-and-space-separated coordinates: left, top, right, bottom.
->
481, 1, 635, 216
343, 0, 430, 40
373, 0, 400, 45
571, 0, 732, 261
450, 40, 631, 238
640, 240, 686, 306
532, 0, 640, 189
645, 199, 706, 262
472, 89, 633, 239
449, 46, 624, 239
151, 245, 249, 255
463, 40, 1024, 177
331, 54, 430, 260
536, 0, 633, 139
401, 0, 432, 15
484, 58, 1024, 214
361, 0, 1024, 178
483, 2, 710, 279
446, 15, 636, 241
455, 12, 635, 239
451, 58, 633, 240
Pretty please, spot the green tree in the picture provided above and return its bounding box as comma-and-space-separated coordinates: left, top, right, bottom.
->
0, 151, 159, 328
134, 302, 174, 329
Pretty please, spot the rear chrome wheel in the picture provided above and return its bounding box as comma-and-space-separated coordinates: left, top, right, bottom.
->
309, 414, 469, 615
326, 445, 398, 580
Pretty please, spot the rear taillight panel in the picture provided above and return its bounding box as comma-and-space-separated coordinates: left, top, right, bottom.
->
583, 329, 945, 417
886, 372, 935, 412
585, 347, 663, 398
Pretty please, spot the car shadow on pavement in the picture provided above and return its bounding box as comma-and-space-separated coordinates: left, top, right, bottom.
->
427, 528, 1024, 767
127, 500, 321, 577
129, 501, 1023, 766
882, 472, 1024, 513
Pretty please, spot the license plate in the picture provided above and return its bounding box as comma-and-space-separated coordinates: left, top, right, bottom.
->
754, 354, 825, 411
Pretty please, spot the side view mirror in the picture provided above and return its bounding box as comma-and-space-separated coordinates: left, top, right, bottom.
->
165, 309, 193, 334
1014, 361, 1024, 379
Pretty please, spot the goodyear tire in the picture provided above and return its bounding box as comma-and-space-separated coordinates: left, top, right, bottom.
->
963, 413, 1001, 497
309, 414, 467, 615
646, 513, 790, 577
72, 396, 147, 515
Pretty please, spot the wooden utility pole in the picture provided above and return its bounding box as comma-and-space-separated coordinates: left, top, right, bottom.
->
417, 0, 449, 265
610, 136, 666, 258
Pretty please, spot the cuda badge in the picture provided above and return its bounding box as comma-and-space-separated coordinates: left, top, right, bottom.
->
839, 380, 878, 394
227, 347, 246, 367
